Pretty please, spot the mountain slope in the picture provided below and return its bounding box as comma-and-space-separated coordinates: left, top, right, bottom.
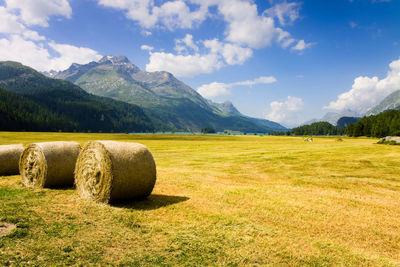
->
0, 61, 157, 132
336, 116, 361, 127
366, 90, 400, 115
52, 56, 287, 132
302, 110, 361, 126
207, 100, 241, 116
0, 88, 77, 131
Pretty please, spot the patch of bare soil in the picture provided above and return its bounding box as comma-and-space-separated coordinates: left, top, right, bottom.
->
0, 222, 16, 237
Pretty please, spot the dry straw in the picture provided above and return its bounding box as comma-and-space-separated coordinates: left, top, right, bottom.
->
19, 141, 81, 188
75, 141, 156, 203
0, 144, 24, 176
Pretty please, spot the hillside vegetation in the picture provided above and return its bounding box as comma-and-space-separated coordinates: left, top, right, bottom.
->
347, 110, 400, 137
0, 61, 157, 132
51, 56, 286, 132
1, 133, 400, 265
290, 121, 345, 136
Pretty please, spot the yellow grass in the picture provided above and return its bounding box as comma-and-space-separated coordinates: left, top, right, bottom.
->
1, 131, 400, 266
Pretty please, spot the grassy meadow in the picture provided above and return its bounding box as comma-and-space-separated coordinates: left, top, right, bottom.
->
1, 132, 400, 266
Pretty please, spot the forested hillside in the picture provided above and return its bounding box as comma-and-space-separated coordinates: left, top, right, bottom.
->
346, 110, 400, 137
0, 61, 157, 132
51, 56, 287, 132
290, 121, 345, 136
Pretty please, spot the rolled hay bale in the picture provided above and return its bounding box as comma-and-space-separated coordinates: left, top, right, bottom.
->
0, 144, 24, 176
19, 141, 81, 188
75, 141, 156, 203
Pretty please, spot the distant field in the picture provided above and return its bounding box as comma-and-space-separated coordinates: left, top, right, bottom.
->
1, 132, 400, 266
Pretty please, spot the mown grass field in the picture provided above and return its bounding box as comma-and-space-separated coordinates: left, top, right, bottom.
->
1, 132, 400, 266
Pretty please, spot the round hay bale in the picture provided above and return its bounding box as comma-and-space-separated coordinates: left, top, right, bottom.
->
0, 144, 24, 176
75, 141, 156, 203
19, 141, 81, 188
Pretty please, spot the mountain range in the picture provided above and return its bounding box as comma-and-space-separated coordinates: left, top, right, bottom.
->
303, 88, 400, 127
366, 89, 400, 116
49, 56, 286, 132
0, 61, 155, 132
302, 109, 361, 126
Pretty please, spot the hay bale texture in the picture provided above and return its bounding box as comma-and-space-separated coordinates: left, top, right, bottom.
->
75, 141, 156, 203
19, 141, 81, 188
0, 144, 24, 176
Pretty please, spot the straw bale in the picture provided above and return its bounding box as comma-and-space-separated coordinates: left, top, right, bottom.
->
19, 141, 81, 188
75, 141, 156, 203
0, 144, 24, 176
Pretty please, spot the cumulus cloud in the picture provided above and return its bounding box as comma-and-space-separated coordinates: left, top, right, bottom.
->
0, 2, 102, 72
146, 52, 222, 77
264, 1, 301, 26
146, 37, 252, 77
197, 76, 277, 99
5, 0, 72, 27
0, 6, 45, 41
324, 57, 400, 114
291, 40, 315, 51
174, 34, 199, 54
0, 35, 102, 71
217, 1, 277, 49
265, 96, 304, 126
98, 0, 209, 30
101, 0, 313, 76
47, 42, 102, 71
203, 39, 253, 65
197, 82, 231, 98
141, 44, 154, 51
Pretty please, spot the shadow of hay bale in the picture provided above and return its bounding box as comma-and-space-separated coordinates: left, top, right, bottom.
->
113, 194, 189, 210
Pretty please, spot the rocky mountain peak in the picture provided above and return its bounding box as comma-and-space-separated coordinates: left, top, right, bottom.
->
98, 56, 140, 73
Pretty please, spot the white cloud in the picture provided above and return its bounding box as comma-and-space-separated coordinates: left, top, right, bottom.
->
100, 0, 313, 76
141, 44, 154, 51
324, 57, 400, 114
197, 75, 277, 99
0, 35, 102, 72
98, 0, 209, 30
146, 37, 253, 77
100, 0, 312, 64
265, 96, 304, 126
218, 1, 277, 49
5, 0, 72, 27
349, 21, 357, 28
203, 39, 253, 65
0, 35, 51, 71
47, 42, 102, 71
264, 1, 301, 26
291, 40, 315, 51
197, 82, 231, 98
0, 1, 102, 72
220, 43, 253, 65
174, 34, 199, 54
142, 30, 152, 36
231, 76, 277, 87
0, 6, 45, 41
146, 52, 222, 77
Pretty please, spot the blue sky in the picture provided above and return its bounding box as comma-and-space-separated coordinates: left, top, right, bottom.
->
0, 0, 399, 127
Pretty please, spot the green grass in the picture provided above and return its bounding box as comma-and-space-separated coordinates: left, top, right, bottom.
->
1, 132, 400, 266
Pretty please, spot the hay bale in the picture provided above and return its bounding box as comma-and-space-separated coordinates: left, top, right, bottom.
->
75, 141, 156, 203
19, 141, 81, 188
0, 144, 24, 176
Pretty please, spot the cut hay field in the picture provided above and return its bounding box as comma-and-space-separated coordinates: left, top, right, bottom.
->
1, 132, 400, 266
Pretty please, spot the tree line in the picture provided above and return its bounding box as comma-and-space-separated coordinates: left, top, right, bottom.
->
346, 110, 400, 137
272, 110, 400, 137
